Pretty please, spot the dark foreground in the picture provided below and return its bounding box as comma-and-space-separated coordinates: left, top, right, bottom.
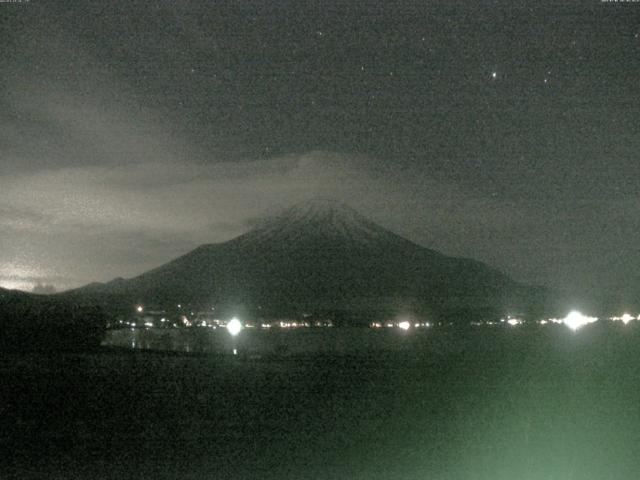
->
2, 324, 640, 480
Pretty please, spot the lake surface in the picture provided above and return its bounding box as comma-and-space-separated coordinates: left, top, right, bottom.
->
102, 326, 451, 356
5, 323, 640, 480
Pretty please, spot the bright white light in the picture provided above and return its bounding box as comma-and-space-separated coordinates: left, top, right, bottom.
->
227, 317, 242, 336
398, 321, 411, 331
232, 348, 238, 355
507, 318, 520, 326
621, 313, 634, 325
563, 311, 598, 331
611, 313, 635, 325
136, 305, 143, 313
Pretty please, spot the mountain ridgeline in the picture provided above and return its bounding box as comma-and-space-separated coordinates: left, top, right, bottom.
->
67, 200, 554, 323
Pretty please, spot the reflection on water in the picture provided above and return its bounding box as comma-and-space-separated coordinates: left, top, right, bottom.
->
102, 327, 431, 355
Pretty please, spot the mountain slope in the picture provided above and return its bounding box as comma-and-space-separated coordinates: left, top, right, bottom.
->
66, 199, 551, 320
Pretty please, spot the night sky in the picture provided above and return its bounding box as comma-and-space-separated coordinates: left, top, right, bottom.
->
1, 0, 639, 306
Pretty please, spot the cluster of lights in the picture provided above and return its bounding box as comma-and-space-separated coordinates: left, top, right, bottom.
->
562, 311, 598, 331
610, 313, 640, 325
505, 316, 523, 326
538, 318, 563, 326
398, 321, 411, 331
126, 305, 639, 334
370, 321, 430, 330
278, 321, 308, 328
491, 312, 601, 331
492, 312, 601, 331
279, 320, 333, 328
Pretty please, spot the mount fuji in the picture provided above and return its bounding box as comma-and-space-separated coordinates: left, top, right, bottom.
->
65, 199, 552, 322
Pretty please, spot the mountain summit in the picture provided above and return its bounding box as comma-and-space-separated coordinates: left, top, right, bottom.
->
235, 198, 411, 249
68, 199, 551, 322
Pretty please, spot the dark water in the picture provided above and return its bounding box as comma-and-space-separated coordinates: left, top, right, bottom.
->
102, 327, 443, 356
2, 323, 640, 479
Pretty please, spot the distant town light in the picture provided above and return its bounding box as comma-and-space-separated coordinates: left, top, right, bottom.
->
563, 310, 597, 331
398, 321, 411, 331
503, 315, 523, 326
136, 305, 144, 313
621, 313, 634, 325
611, 313, 636, 325
227, 317, 242, 336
